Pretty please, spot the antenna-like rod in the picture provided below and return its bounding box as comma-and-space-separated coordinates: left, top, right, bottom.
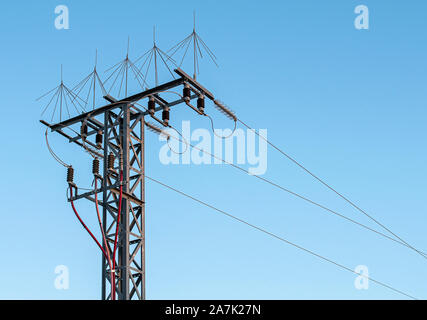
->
103, 38, 147, 98
153, 27, 158, 86
193, 12, 196, 79
134, 28, 176, 89
71, 50, 108, 110
37, 65, 86, 122
127, 36, 130, 58
93, 50, 97, 108
125, 37, 130, 96
168, 12, 218, 81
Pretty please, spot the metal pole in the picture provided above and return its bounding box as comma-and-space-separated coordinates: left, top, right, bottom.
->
41, 69, 207, 300
141, 119, 146, 299
101, 111, 109, 300
119, 103, 130, 299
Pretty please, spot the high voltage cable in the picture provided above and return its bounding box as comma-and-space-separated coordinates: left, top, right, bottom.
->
144, 91, 425, 259
144, 174, 418, 300
236, 118, 427, 260
164, 129, 427, 258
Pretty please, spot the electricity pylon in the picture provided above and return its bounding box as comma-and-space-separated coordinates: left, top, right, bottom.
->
40, 68, 221, 300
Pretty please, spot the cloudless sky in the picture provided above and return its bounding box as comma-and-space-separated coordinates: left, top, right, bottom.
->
0, 0, 426, 299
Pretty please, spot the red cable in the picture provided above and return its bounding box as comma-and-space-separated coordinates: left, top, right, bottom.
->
111, 170, 123, 300
69, 186, 109, 259
94, 178, 115, 300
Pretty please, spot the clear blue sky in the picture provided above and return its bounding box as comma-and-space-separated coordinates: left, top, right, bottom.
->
0, 0, 426, 299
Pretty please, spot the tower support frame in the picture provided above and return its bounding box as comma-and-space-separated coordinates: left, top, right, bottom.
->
41, 68, 213, 299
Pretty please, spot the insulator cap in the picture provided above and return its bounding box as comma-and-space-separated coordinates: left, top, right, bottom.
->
162, 109, 170, 121
67, 166, 74, 184
96, 132, 103, 149
183, 86, 191, 100
81, 122, 88, 140
92, 158, 100, 175
108, 152, 115, 170
148, 97, 155, 115
213, 100, 237, 121
146, 121, 170, 140
197, 96, 205, 112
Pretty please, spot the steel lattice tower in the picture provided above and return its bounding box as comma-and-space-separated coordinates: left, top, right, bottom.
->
41, 68, 217, 299
100, 103, 145, 299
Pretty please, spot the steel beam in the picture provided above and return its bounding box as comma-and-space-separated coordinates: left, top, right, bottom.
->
50, 78, 184, 131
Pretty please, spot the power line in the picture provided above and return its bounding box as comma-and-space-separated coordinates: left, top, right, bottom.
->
144, 174, 418, 300
236, 118, 427, 260
164, 129, 427, 258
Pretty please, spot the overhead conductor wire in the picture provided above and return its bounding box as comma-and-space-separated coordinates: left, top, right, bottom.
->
159, 119, 427, 257
45, 128, 71, 168
79, 88, 421, 263
94, 175, 114, 300
111, 168, 123, 300
143, 174, 418, 300
236, 118, 427, 260
175, 91, 427, 260
69, 186, 109, 261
